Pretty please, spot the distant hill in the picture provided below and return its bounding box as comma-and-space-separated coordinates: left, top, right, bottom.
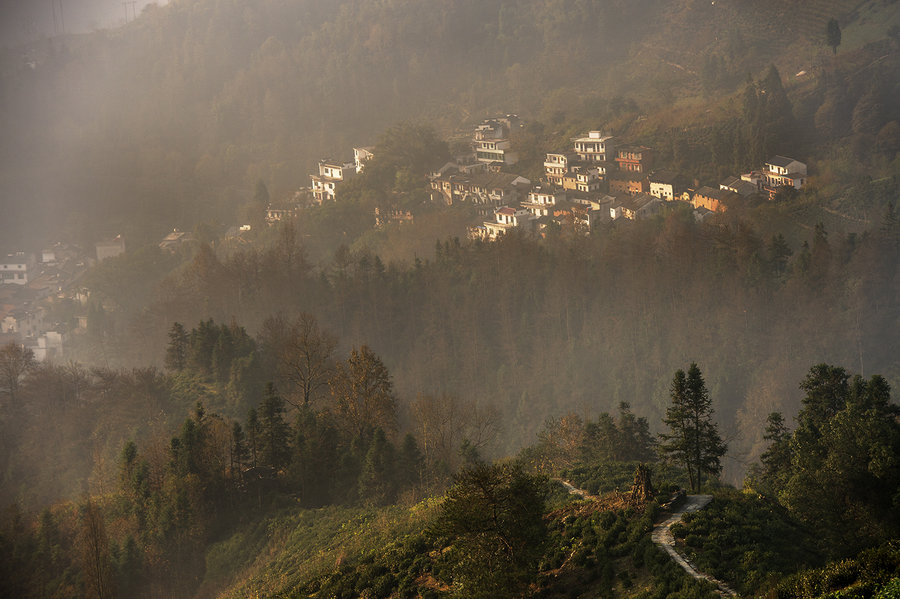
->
0, 0, 895, 248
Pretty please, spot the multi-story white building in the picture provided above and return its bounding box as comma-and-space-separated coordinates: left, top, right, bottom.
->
544, 152, 578, 187
471, 205, 534, 240
563, 166, 602, 193
573, 131, 615, 163
429, 171, 531, 206
310, 159, 356, 203
473, 115, 521, 165
521, 187, 565, 217
764, 156, 807, 191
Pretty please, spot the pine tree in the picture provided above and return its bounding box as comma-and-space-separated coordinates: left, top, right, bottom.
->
246, 408, 260, 468
358, 428, 397, 505
433, 463, 547, 598
826, 18, 841, 55
230, 422, 248, 479
258, 383, 291, 472
659, 363, 727, 492
164, 322, 189, 371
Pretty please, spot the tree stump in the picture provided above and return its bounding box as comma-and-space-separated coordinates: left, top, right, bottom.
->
630, 463, 655, 504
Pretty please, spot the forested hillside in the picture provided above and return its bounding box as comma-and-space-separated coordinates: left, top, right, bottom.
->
2, 0, 893, 249
6, 205, 898, 510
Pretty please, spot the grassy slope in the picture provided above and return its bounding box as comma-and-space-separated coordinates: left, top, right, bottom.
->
207, 479, 731, 599
207, 501, 441, 598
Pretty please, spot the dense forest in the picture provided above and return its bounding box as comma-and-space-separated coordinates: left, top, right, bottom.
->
64, 198, 898, 484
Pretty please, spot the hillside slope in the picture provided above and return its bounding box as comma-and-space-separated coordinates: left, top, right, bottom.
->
1, 0, 891, 247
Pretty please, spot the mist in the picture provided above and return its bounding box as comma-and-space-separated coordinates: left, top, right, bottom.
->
0, 1, 899, 596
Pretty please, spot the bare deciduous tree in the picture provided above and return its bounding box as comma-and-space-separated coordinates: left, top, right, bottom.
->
261, 313, 337, 408
79, 499, 113, 599
411, 393, 502, 471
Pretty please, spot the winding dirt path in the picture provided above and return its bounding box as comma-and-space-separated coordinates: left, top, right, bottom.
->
651, 495, 737, 597
557, 481, 737, 596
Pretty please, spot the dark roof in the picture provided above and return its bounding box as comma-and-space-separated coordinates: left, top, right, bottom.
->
650, 170, 685, 185
695, 186, 726, 199
436, 171, 528, 189
767, 155, 799, 167
609, 171, 647, 182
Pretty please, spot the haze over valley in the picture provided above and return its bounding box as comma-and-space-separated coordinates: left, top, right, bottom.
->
1, 1, 899, 597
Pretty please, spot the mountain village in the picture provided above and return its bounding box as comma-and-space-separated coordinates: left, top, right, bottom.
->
1, 114, 808, 364
278, 114, 808, 241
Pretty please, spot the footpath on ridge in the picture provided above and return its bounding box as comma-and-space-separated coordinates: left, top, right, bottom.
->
558, 480, 738, 597
650, 494, 738, 597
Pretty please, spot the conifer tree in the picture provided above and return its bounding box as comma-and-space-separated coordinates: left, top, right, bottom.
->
258, 383, 291, 472
659, 363, 727, 492
164, 322, 188, 371
826, 18, 842, 55
358, 428, 397, 505
230, 421, 248, 479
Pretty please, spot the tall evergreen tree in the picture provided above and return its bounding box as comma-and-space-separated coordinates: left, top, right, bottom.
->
164, 322, 189, 371
826, 18, 842, 55
768, 366, 900, 553
257, 383, 291, 472
659, 363, 727, 492
229, 422, 248, 479
357, 428, 397, 505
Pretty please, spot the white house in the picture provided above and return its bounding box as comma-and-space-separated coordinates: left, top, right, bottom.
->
473, 116, 521, 165
570, 192, 615, 214
764, 156, 807, 190
310, 159, 357, 203
0, 252, 36, 285
430, 171, 531, 205
29, 331, 64, 362
521, 186, 565, 216
564, 166, 602, 193
471, 206, 533, 240
649, 171, 687, 201
719, 176, 759, 197
573, 131, 615, 163
544, 151, 578, 187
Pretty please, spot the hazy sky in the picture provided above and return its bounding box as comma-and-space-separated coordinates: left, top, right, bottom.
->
0, 0, 167, 46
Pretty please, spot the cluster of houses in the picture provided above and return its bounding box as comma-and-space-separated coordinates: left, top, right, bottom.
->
284, 114, 808, 240
428, 118, 807, 240
0, 247, 84, 361
0, 227, 206, 361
